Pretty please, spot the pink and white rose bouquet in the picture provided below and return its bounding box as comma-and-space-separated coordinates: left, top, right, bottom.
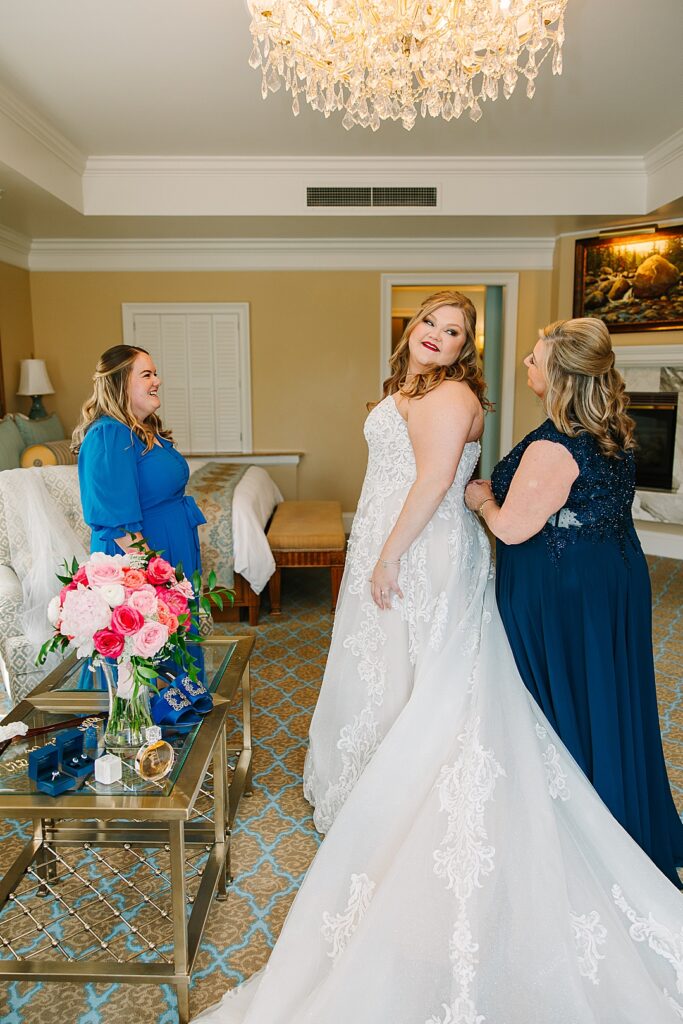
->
39, 543, 230, 701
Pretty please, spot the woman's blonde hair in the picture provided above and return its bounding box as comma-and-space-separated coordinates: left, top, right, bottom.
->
71, 345, 172, 454
383, 290, 491, 409
541, 318, 635, 458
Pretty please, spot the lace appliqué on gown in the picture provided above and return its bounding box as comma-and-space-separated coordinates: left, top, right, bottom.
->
570, 909, 607, 985
535, 722, 570, 801
322, 873, 376, 961
428, 715, 506, 1024
612, 885, 683, 1015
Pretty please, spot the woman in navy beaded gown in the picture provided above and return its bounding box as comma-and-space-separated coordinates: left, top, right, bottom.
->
73, 345, 205, 575
465, 317, 682, 887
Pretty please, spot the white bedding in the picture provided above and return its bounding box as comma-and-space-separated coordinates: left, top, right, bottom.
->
232, 466, 283, 594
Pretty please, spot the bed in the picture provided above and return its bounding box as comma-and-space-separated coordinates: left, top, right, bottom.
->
188, 463, 283, 625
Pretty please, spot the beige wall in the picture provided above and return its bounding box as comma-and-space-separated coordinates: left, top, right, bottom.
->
30, 272, 380, 511
0, 260, 35, 415
511, 270, 553, 443
29, 268, 553, 510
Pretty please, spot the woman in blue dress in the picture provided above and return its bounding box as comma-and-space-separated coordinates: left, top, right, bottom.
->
72, 344, 205, 575
465, 317, 682, 888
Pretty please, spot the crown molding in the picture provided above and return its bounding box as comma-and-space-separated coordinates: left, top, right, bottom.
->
644, 127, 683, 176
84, 154, 644, 176
0, 224, 31, 269
644, 126, 683, 212
27, 235, 556, 272
0, 83, 85, 175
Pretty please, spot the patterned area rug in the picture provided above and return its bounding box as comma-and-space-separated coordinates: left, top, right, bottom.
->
0, 559, 680, 1023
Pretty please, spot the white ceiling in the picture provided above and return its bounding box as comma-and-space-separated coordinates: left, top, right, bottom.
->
0, 0, 681, 248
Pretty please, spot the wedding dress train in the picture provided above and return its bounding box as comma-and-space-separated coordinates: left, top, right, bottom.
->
195, 396, 683, 1024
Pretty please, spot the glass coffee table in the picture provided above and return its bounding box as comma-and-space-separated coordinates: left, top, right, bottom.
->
0, 635, 253, 1024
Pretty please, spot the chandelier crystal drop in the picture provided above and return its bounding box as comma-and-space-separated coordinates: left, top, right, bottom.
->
247, 1, 569, 130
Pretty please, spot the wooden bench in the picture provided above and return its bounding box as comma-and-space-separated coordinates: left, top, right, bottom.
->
267, 500, 346, 613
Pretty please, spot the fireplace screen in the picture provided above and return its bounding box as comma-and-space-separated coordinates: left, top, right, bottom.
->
627, 392, 678, 491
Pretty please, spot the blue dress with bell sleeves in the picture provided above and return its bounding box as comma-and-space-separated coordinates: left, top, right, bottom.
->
78, 416, 206, 577
492, 418, 683, 887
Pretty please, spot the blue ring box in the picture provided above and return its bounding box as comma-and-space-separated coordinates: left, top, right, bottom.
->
28, 744, 77, 797
55, 728, 95, 780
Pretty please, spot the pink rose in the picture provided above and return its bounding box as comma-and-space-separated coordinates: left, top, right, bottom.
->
73, 564, 88, 585
111, 603, 144, 636
93, 628, 125, 659
122, 568, 147, 590
172, 578, 195, 600
60, 582, 77, 604
85, 555, 125, 590
156, 601, 179, 635
146, 557, 175, 585
164, 590, 189, 617
132, 620, 169, 659
128, 586, 158, 618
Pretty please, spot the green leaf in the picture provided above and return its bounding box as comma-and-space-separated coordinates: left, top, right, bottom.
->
199, 595, 211, 616
135, 665, 159, 680
71, 556, 79, 574
175, 561, 184, 582
211, 592, 224, 611
208, 569, 217, 590
56, 574, 72, 585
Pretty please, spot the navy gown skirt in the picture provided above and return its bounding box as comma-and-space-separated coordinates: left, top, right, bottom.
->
496, 526, 683, 888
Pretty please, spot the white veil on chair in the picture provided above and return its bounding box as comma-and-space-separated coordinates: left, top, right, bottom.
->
2, 468, 88, 646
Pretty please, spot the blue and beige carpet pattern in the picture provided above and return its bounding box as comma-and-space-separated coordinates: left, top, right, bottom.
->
0, 559, 681, 1023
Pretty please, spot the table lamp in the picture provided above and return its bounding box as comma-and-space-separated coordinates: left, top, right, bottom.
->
17, 359, 55, 419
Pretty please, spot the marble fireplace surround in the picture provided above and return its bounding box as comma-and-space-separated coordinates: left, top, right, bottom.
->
614, 344, 683, 558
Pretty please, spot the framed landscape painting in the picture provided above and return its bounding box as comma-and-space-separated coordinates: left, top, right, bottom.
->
573, 226, 683, 332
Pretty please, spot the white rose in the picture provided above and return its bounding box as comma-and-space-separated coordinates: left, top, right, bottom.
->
99, 583, 126, 608
47, 595, 62, 626
74, 637, 95, 658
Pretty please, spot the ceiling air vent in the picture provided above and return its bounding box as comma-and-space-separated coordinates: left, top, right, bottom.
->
307, 187, 372, 207
372, 186, 437, 207
306, 186, 437, 208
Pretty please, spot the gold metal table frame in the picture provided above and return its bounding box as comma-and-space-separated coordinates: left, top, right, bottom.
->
0, 635, 253, 1024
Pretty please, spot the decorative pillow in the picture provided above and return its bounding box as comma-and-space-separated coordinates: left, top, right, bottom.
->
14, 412, 64, 446
0, 416, 26, 471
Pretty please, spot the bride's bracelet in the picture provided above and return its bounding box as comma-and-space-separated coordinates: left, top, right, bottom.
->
379, 558, 401, 568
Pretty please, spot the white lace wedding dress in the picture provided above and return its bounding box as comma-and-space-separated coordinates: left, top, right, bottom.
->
304, 395, 487, 832
195, 395, 683, 1024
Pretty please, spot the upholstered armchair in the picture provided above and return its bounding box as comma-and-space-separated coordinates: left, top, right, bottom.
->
0, 466, 88, 705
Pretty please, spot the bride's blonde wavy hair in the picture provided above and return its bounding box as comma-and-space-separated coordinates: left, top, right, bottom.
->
541, 318, 635, 458
71, 345, 173, 454
382, 290, 492, 409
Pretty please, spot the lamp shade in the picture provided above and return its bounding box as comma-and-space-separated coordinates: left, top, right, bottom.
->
17, 359, 55, 396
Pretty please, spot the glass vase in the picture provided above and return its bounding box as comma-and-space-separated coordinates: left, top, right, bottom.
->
101, 661, 154, 752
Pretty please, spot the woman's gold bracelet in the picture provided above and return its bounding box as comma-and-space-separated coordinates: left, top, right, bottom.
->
477, 498, 494, 517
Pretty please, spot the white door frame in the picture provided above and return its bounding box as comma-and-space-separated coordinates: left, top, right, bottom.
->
380, 273, 519, 454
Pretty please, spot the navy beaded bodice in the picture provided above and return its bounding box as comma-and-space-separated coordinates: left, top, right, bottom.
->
491, 419, 636, 561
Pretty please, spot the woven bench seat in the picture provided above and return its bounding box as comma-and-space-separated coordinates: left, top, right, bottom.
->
267, 500, 346, 613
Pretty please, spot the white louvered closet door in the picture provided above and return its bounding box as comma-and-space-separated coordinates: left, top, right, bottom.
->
126, 305, 250, 455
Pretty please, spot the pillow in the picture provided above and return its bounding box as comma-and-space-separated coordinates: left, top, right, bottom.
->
14, 412, 64, 446
0, 416, 26, 471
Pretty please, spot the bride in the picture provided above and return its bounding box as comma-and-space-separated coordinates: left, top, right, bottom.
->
304, 290, 489, 832
195, 291, 683, 1023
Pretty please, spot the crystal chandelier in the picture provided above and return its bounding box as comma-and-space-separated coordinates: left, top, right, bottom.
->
247, 1, 568, 130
